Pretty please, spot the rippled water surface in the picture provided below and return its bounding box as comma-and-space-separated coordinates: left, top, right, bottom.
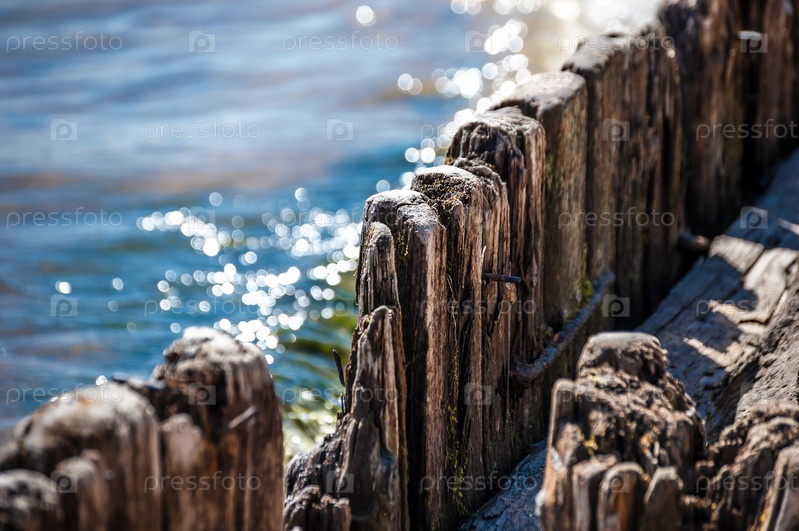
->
0, 0, 658, 456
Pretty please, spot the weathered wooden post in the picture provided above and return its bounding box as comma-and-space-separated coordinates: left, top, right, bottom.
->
284, 304, 408, 531
490, 72, 588, 331
538, 332, 707, 531
563, 25, 685, 325
0, 470, 65, 530
0, 383, 162, 531
659, 0, 744, 236
411, 165, 516, 513
355, 190, 449, 529
144, 327, 285, 531
0, 327, 284, 531
446, 109, 545, 360
738, 0, 797, 172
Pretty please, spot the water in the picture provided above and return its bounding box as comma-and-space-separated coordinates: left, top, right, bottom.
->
0, 0, 657, 457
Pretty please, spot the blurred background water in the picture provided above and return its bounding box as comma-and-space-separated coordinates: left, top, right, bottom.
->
0, 0, 658, 458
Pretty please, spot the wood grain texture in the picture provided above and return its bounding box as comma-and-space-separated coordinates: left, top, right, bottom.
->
562, 25, 685, 327
284, 305, 408, 531
0, 328, 284, 531
412, 165, 517, 516
639, 150, 799, 440
149, 327, 284, 531
490, 72, 588, 330
446, 109, 546, 361
358, 190, 449, 529
659, 0, 745, 236
0, 383, 162, 531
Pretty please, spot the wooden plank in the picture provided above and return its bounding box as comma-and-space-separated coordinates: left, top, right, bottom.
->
640, 150, 799, 438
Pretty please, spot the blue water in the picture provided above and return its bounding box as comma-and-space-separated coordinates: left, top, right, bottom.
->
0, 0, 655, 455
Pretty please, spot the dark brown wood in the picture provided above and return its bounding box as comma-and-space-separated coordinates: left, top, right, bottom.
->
537, 332, 707, 531
490, 72, 587, 331
738, 0, 797, 174
562, 24, 685, 328
0, 383, 162, 531
0, 328, 284, 531
446, 110, 546, 361
357, 190, 449, 530
148, 327, 284, 531
532, 152, 799, 530
412, 165, 516, 515
639, 150, 799, 440
356, 221, 399, 318
0, 470, 65, 530
284, 305, 408, 531
659, 0, 745, 237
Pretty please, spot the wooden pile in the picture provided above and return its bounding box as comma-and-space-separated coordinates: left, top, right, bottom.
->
0, 328, 283, 531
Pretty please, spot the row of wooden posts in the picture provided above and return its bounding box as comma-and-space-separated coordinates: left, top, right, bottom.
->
2, 0, 799, 529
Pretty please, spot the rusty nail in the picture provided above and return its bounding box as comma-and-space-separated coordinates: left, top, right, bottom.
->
482, 273, 522, 284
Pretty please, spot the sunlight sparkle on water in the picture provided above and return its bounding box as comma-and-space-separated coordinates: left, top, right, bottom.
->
136, 193, 360, 358
355, 5, 376, 26
55, 281, 71, 294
